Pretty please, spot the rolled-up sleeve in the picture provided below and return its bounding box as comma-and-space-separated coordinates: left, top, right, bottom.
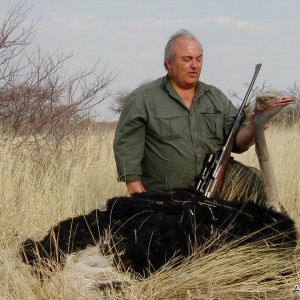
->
113, 93, 148, 183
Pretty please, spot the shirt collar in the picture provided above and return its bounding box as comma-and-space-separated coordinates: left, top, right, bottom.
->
163, 75, 180, 100
163, 75, 211, 101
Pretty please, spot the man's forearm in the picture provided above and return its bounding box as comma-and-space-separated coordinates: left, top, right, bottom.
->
235, 121, 255, 150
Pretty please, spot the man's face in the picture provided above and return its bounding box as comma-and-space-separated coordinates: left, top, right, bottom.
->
166, 37, 203, 90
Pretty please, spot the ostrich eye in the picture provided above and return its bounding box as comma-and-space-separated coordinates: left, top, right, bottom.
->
260, 98, 268, 102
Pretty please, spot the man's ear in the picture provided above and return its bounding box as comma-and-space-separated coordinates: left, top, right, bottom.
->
165, 59, 172, 70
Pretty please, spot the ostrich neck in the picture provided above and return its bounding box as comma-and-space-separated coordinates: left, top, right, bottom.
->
254, 121, 281, 212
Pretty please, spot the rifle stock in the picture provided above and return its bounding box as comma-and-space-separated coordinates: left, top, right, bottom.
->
195, 63, 262, 198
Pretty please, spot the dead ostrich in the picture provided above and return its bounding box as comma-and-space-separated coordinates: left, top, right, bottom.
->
20, 92, 297, 279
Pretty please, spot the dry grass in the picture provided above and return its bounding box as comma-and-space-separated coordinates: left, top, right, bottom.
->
0, 123, 299, 299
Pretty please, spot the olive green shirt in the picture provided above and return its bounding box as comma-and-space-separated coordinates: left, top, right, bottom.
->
113, 76, 238, 191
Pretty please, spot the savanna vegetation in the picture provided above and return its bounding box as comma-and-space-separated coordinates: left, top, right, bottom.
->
1, 3, 300, 300
0, 123, 299, 299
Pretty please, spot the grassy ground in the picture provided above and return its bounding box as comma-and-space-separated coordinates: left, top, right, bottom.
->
0, 123, 299, 299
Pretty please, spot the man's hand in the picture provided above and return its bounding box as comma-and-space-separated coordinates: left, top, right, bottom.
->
126, 181, 146, 194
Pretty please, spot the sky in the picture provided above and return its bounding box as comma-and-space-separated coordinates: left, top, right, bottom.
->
1, 0, 300, 120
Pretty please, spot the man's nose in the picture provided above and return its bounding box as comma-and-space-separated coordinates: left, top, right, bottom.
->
190, 59, 198, 68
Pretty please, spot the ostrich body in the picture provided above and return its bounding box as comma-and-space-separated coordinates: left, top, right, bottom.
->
21, 190, 296, 277
20, 93, 297, 279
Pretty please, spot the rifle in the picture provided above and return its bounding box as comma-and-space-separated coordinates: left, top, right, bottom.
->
194, 63, 262, 198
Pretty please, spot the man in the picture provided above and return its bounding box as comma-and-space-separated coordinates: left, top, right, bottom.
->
113, 29, 262, 201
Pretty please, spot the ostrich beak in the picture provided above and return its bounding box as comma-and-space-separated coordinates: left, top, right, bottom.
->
270, 96, 295, 107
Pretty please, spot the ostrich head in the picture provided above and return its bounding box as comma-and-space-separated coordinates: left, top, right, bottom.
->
254, 92, 295, 126
252, 92, 295, 213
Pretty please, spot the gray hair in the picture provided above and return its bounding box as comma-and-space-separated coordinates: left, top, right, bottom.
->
164, 29, 200, 70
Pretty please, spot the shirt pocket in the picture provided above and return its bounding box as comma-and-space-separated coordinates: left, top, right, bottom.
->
154, 113, 184, 139
200, 108, 224, 140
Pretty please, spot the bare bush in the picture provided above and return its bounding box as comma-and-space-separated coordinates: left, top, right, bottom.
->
110, 80, 152, 115
110, 89, 130, 114
273, 82, 300, 126
0, 2, 116, 147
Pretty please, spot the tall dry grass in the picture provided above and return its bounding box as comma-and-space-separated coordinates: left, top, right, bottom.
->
0, 123, 299, 299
